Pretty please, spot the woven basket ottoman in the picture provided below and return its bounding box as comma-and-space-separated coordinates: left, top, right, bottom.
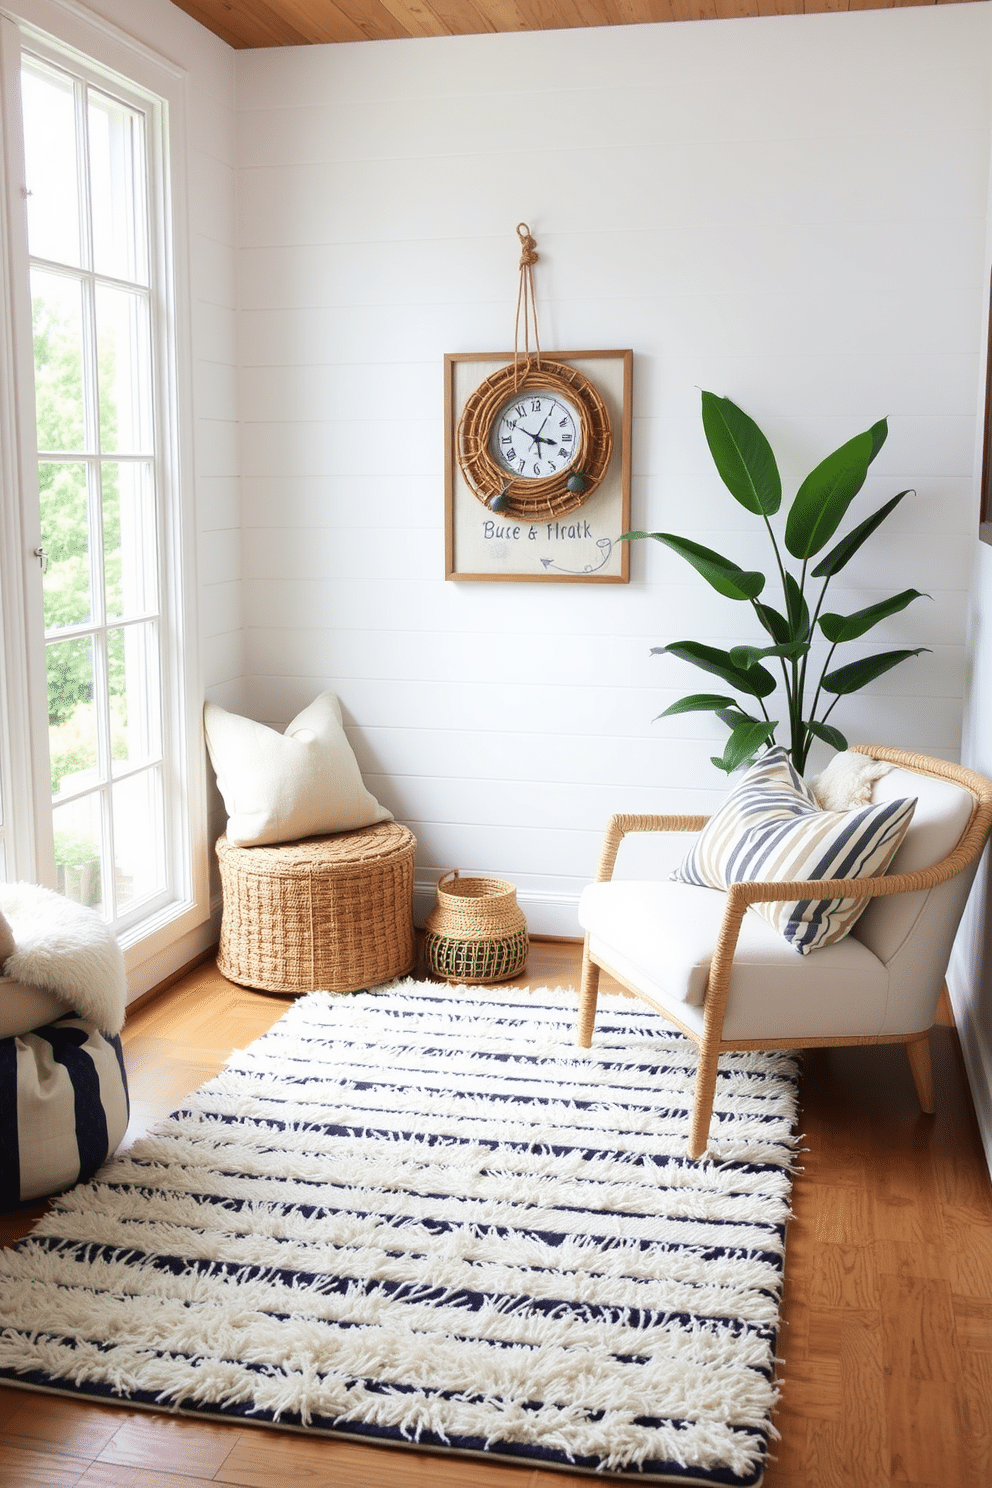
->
216, 821, 417, 994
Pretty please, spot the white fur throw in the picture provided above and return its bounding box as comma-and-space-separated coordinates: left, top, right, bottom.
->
0, 883, 126, 1035
810, 749, 893, 812
0, 908, 14, 964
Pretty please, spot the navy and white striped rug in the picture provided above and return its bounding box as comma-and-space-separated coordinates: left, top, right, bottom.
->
0, 982, 799, 1485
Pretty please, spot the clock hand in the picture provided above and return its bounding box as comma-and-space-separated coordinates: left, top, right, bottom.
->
517, 425, 557, 449
529, 406, 569, 451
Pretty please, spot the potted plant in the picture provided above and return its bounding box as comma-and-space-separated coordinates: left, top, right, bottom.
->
54, 829, 102, 907
624, 391, 927, 775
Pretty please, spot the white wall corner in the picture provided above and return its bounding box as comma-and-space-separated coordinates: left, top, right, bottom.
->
945, 839, 992, 1172
948, 932, 992, 1178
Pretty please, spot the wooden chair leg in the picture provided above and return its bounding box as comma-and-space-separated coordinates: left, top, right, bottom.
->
689, 1038, 720, 1160
906, 1034, 936, 1114
577, 937, 601, 1047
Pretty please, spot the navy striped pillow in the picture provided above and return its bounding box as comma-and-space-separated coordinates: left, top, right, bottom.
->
675, 747, 917, 953
0, 1014, 129, 1206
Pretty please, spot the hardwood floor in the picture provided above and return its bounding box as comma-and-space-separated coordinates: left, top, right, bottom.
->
1, 939, 991, 1486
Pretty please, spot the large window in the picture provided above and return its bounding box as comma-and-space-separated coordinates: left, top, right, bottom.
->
25, 55, 167, 925
0, 9, 206, 973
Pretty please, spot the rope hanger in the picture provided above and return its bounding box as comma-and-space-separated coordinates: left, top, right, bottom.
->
513, 222, 542, 388
453, 222, 613, 521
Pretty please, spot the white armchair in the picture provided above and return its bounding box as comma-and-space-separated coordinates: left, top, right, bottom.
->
577, 746, 992, 1160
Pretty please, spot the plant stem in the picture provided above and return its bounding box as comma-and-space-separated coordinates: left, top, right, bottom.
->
806, 638, 839, 745
791, 565, 831, 773
761, 515, 804, 764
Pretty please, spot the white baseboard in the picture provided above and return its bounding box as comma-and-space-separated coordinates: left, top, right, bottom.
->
414, 880, 581, 940
125, 908, 221, 1003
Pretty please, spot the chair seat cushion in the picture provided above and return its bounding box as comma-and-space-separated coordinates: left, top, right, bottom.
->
673, 747, 916, 953
579, 877, 891, 1040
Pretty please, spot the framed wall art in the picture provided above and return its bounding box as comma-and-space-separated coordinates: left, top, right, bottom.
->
444, 348, 632, 583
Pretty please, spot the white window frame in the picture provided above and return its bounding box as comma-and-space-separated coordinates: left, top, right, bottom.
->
0, 0, 209, 989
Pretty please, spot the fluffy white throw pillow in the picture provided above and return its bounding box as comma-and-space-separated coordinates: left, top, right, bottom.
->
0, 881, 126, 1034
203, 691, 392, 847
0, 907, 14, 966
810, 750, 893, 812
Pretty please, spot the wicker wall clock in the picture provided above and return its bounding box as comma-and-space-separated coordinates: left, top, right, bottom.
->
445, 227, 632, 584
456, 357, 613, 521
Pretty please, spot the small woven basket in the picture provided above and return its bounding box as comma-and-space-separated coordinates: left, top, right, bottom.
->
425, 871, 528, 984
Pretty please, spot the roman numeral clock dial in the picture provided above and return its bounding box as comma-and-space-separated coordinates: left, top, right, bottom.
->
492, 394, 579, 480
453, 357, 614, 522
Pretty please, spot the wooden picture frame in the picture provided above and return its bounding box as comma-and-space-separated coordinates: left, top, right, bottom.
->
444, 349, 632, 583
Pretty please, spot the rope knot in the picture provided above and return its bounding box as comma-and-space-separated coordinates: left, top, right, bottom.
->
516, 222, 538, 267
513, 223, 541, 385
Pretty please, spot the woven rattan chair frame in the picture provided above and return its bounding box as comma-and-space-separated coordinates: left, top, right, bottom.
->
577, 746, 992, 1160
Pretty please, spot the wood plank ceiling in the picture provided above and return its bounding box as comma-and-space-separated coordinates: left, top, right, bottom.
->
168, 0, 975, 50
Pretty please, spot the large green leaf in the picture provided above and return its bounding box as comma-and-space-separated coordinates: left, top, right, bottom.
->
867, 417, 889, 460
784, 424, 883, 559
653, 640, 778, 698
700, 391, 782, 516
711, 716, 778, 774
623, 532, 765, 601
655, 693, 736, 720
822, 647, 928, 696
805, 719, 849, 751
818, 589, 928, 645
730, 642, 810, 669
754, 601, 792, 644
784, 573, 811, 640
716, 704, 779, 733
811, 489, 913, 579
729, 646, 766, 670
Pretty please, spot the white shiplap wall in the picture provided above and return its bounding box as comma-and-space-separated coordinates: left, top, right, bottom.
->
236, 6, 992, 934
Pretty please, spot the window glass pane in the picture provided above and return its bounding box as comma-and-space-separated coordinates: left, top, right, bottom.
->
96, 284, 152, 453
48, 636, 98, 797
21, 62, 80, 268
113, 769, 165, 907
48, 633, 101, 809
32, 270, 86, 452
39, 462, 92, 630
88, 89, 148, 285
53, 793, 104, 910
104, 462, 157, 620
108, 621, 161, 773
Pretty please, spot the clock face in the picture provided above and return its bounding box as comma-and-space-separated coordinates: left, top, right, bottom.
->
490, 391, 580, 481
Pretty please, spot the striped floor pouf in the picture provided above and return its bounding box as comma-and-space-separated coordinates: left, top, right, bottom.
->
0, 1015, 129, 1207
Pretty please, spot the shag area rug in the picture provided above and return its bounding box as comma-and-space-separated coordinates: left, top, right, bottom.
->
0, 982, 800, 1485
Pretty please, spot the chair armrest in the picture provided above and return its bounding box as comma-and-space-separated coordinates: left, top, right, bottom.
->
594, 812, 710, 882
726, 851, 973, 910
701, 845, 983, 1039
